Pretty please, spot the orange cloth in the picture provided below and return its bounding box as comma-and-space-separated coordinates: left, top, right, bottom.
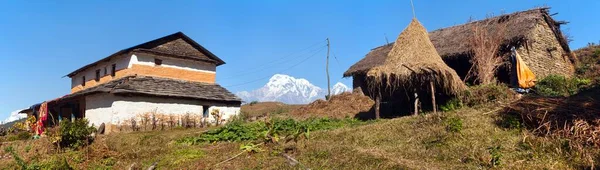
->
515, 52, 536, 88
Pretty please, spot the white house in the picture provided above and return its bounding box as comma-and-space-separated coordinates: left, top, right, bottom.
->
21, 32, 241, 133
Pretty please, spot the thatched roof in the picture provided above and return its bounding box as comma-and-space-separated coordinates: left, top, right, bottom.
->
366, 18, 466, 95
60, 75, 241, 103
67, 32, 225, 77
345, 8, 570, 77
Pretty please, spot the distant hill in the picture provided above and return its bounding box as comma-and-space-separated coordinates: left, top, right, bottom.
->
0, 118, 25, 129
574, 44, 600, 65
573, 44, 600, 79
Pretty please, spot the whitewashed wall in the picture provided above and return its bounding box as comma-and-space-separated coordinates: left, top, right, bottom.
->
71, 55, 132, 88
84, 93, 240, 128
130, 54, 216, 73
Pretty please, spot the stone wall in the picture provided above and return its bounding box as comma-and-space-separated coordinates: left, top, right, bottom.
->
517, 19, 575, 79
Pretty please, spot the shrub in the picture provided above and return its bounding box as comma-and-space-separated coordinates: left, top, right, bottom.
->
464, 84, 513, 106
58, 119, 97, 149
445, 117, 463, 133
499, 115, 522, 129
178, 118, 364, 145
593, 49, 600, 58
249, 101, 259, 106
6, 131, 31, 141
440, 98, 463, 112
535, 75, 591, 97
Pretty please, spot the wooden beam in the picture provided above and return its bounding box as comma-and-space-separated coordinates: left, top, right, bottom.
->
375, 95, 381, 119
430, 81, 437, 114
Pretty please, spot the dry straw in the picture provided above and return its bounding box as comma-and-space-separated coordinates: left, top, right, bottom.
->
366, 19, 466, 95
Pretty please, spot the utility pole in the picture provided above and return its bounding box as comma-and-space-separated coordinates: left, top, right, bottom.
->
326, 38, 331, 100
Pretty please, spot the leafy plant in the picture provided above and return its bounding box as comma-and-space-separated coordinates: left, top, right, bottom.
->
440, 98, 463, 112
58, 119, 97, 149
593, 49, 600, 58
445, 117, 463, 133
535, 75, 591, 97
240, 143, 263, 153
500, 115, 522, 129
464, 84, 513, 106
4, 146, 28, 169
178, 118, 364, 145
488, 145, 502, 167
7, 131, 31, 141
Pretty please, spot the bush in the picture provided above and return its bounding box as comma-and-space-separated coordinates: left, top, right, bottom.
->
535, 75, 591, 97
440, 98, 463, 112
445, 117, 463, 133
249, 101, 259, 106
58, 119, 97, 149
6, 131, 31, 141
499, 115, 522, 129
593, 49, 600, 58
178, 118, 364, 144
464, 84, 513, 106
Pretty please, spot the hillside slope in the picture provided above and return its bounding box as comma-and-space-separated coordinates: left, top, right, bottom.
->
0, 104, 582, 169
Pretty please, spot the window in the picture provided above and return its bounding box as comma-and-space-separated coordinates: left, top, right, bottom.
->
111, 64, 116, 77
154, 58, 162, 66
202, 106, 210, 118
82, 76, 86, 86
104, 67, 107, 75
95, 69, 100, 81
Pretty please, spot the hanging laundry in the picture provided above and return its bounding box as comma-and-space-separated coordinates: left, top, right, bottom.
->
36, 102, 48, 135
511, 47, 536, 89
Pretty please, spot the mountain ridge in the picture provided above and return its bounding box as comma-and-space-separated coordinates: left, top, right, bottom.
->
236, 74, 350, 104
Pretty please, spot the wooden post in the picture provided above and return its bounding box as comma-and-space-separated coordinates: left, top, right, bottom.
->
430, 81, 437, 114
375, 95, 381, 119
326, 38, 331, 100
413, 91, 419, 116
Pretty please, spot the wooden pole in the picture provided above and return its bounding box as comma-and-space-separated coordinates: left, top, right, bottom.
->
326, 38, 331, 100
413, 90, 419, 116
430, 81, 437, 114
375, 94, 381, 119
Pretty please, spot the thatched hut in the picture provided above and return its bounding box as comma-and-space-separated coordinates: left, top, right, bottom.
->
354, 18, 466, 118
346, 8, 575, 87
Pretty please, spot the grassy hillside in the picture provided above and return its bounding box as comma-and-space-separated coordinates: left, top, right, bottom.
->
0, 103, 588, 169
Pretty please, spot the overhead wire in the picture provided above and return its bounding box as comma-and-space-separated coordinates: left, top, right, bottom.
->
221, 44, 326, 80
224, 47, 327, 88
221, 40, 326, 79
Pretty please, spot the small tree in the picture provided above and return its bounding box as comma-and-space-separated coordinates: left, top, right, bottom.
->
57, 119, 96, 149
466, 19, 507, 85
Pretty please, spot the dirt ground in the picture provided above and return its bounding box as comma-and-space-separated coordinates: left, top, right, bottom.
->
290, 92, 375, 120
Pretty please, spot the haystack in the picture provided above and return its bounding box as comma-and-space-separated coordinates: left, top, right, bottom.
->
366, 18, 466, 118
367, 18, 465, 94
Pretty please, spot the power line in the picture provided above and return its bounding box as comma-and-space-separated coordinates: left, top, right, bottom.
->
222, 40, 326, 79
221, 45, 326, 80
224, 47, 326, 88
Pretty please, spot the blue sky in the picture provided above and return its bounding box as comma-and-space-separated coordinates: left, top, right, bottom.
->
1, 0, 599, 121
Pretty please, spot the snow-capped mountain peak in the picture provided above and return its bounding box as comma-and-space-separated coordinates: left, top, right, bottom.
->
332, 82, 351, 95
236, 74, 350, 104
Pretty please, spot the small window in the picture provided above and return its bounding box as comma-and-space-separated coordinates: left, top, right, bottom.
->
95, 69, 100, 81
202, 106, 210, 118
111, 64, 116, 77
104, 67, 107, 75
154, 58, 162, 66
82, 76, 86, 86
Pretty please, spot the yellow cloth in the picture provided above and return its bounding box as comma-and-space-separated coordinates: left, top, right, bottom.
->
515, 52, 536, 88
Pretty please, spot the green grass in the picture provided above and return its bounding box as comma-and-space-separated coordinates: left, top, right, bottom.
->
0, 106, 590, 169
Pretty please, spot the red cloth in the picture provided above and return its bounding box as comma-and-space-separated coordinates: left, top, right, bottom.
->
36, 102, 48, 135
